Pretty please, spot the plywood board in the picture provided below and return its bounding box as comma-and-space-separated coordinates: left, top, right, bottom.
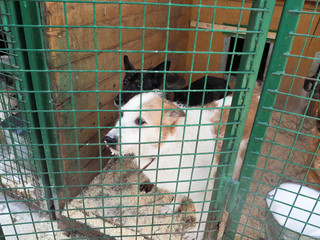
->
44, 5, 188, 69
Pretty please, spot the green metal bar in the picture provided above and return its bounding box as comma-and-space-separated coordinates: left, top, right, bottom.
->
1, 0, 52, 207
118, 2, 124, 238
0, 224, 4, 240
206, 0, 250, 236
18, 1, 60, 214
0, 23, 266, 32
0, 1, 57, 238
224, 1, 305, 238
0, 1, 268, 11
0, 69, 255, 75
0, 48, 257, 55
208, 0, 276, 238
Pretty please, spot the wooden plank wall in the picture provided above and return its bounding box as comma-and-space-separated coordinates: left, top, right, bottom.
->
185, 0, 256, 82
41, 0, 319, 205
41, 0, 192, 203
186, 0, 320, 113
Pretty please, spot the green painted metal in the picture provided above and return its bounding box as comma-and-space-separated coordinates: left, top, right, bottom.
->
1, 0, 319, 239
18, 0, 61, 215
224, 1, 306, 239
209, 0, 276, 237
0, 0, 53, 207
0, 1, 58, 238
0, 224, 4, 240
225, 180, 239, 213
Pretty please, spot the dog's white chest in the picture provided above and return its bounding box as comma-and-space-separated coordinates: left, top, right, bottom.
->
136, 110, 218, 193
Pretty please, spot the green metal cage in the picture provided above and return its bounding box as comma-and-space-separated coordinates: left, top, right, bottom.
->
0, 0, 319, 239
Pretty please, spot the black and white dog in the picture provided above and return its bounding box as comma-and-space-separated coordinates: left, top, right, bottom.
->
114, 55, 185, 107
114, 55, 231, 107
172, 76, 232, 106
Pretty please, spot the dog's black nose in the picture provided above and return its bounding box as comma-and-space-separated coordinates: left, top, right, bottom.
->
105, 135, 118, 144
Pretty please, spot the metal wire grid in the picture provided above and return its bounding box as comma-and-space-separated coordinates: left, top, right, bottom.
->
1, 0, 317, 240
0, 0, 275, 239
0, 1, 62, 239
0, 5, 32, 171
49, 1, 271, 239
226, 1, 320, 239
2, 2, 258, 240
0, 0, 46, 203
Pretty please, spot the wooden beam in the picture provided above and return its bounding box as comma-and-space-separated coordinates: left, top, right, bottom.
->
190, 20, 276, 39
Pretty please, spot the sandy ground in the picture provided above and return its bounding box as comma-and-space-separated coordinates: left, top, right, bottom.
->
61, 158, 196, 240
0, 148, 71, 239
235, 112, 316, 239
0, 192, 71, 240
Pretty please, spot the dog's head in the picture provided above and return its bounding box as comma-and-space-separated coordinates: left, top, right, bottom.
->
106, 92, 185, 156
114, 55, 185, 107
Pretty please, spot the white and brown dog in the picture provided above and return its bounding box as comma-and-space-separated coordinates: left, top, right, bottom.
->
105, 89, 259, 239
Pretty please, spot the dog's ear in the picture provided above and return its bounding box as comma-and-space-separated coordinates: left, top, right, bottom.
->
149, 61, 171, 89
154, 61, 171, 71
162, 100, 185, 125
163, 109, 185, 125
124, 55, 135, 70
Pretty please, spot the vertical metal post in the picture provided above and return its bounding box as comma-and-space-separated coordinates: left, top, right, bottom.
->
1, 0, 53, 200
209, 0, 276, 238
18, 1, 60, 214
0, 224, 4, 240
224, 1, 305, 238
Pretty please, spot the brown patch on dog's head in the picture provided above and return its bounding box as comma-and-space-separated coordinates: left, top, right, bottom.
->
142, 95, 185, 142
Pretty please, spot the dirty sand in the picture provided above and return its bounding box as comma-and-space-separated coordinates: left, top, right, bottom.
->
235, 112, 316, 239
61, 158, 196, 240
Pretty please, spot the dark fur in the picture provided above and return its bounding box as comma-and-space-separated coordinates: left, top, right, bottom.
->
139, 182, 154, 193
172, 76, 232, 106
114, 55, 185, 106
115, 55, 231, 107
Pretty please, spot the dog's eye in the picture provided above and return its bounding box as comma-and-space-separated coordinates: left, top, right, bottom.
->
123, 79, 128, 85
135, 117, 146, 125
121, 112, 124, 118
137, 84, 141, 89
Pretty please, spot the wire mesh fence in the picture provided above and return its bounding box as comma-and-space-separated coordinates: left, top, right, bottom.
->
0, 0, 52, 212
226, 1, 320, 239
0, 0, 319, 240
0, 1, 59, 239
